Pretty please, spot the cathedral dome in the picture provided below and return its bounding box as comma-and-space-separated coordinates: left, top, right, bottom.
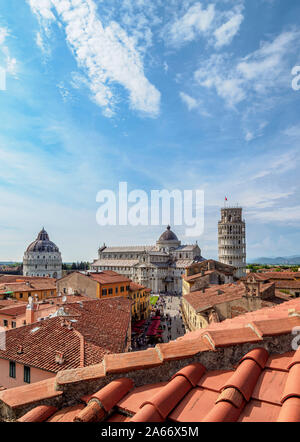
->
158, 225, 179, 242
26, 228, 60, 253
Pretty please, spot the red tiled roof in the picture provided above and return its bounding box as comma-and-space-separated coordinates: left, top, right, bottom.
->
0, 298, 131, 373
0, 304, 27, 317
3, 298, 300, 423
16, 346, 300, 423
0, 275, 56, 283
0, 280, 56, 293
89, 271, 131, 285
183, 283, 245, 311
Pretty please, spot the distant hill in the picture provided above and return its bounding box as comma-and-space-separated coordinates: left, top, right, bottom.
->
249, 256, 300, 265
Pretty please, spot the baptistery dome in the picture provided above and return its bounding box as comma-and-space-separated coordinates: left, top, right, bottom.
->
23, 228, 62, 279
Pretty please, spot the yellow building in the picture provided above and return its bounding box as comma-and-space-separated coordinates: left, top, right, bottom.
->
57, 271, 132, 300
57, 271, 152, 320
129, 282, 151, 320
0, 279, 57, 302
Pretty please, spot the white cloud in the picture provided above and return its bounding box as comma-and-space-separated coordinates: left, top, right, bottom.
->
179, 92, 198, 110
0, 27, 18, 78
214, 10, 244, 48
164, 2, 215, 47
28, 0, 161, 117
194, 30, 300, 107
179, 91, 211, 116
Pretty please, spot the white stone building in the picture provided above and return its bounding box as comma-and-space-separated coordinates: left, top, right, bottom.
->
23, 228, 62, 279
91, 226, 205, 293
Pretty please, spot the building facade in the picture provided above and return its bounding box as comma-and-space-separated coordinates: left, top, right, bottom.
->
91, 226, 205, 294
57, 271, 151, 320
23, 228, 62, 279
182, 259, 236, 295
218, 207, 246, 278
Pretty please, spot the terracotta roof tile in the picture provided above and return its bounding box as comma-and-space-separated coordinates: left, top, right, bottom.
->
0, 378, 62, 409
216, 387, 244, 408
287, 347, 300, 369
130, 403, 164, 422
252, 369, 288, 405
202, 398, 245, 422
47, 404, 85, 422
137, 376, 192, 421
156, 338, 211, 362
238, 400, 281, 422
265, 352, 294, 372
201, 327, 262, 349
281, 364, 300, 403
17, 405, 58, 422
251, 316, 300, 337
277, 397, 300, 422
239, 347, 269, 369
132, 364, 205, 421
171, 362, 206, 387
74, 400, 105, 422
198, 370, 234, 391
104, 348, 162, 374
56, 364, 105, 386
169, 388, 219, 422
74, 378, 133, 422
117, 382, 168, 415
90, 378, 134, 413
222, 349, 268, 401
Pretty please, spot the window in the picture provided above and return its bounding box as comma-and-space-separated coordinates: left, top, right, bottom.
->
120, 286, 124, 292
102, 288, 107, 296
115, 287, 118, 294
9, 361, 16, 378
11, 321, 16, 328
3, 319, 8, 327
126, 285, 130, 291
24, 366, 30, 383
108, 288, 113, 295
19, 293, 23, 299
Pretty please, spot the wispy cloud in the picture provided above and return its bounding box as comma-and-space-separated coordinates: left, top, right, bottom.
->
214, 7, 244, 48
28, 0, 161, 117
194, 29, 300, 107
162, 1, 243, 49
163, 2, 215, 47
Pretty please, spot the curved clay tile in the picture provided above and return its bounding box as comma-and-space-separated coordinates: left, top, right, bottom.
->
287, 347, 300, 370
74, 401, 105, 422
202, 400, 245, 422
170, 362, 206, 387
277, 397, 300, 422
90, 377, 134, 412
140, 376, 192, 420
281, 364, 300, 403
238, 347, 269, 369
131, 363, 206, 421
222, 359, 262, 402
74, 377, 133, 422
17, 405, 58, 422
130, 403, 164, 422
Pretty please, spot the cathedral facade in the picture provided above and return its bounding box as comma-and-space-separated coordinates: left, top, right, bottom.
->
23, 228, 62, 279
91, 226, 204, 293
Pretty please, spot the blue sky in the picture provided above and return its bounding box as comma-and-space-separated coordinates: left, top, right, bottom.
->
0, 0, 300, 262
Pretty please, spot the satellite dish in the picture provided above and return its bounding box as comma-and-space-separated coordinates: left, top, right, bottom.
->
62, 296, 67, 303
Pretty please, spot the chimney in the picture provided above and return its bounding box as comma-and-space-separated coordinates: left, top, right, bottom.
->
17, 344, 23, 354
26, 297, 35, 324
55, 351, 65, 365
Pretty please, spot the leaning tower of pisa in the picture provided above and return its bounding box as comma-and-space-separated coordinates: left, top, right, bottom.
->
218, 206, 246, 278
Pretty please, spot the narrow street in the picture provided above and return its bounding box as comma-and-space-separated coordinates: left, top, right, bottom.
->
155, 294, 187, 342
